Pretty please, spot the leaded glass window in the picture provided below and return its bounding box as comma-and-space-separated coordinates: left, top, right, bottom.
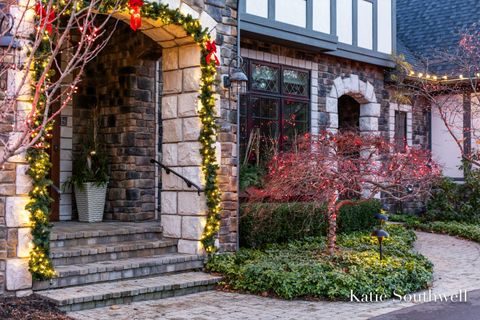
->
241, 60, 311, 162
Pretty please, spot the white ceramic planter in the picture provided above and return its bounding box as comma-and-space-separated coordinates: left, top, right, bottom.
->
74, 182, 107, 223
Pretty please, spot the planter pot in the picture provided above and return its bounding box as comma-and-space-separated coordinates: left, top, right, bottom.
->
74, 182, 107, 223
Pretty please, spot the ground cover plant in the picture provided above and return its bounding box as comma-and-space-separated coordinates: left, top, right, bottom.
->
207, 224, 433, 300
390, 214, 480, 243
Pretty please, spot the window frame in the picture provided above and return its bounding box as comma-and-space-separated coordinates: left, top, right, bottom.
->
242, 59, 311, 151
394, 110, 408, 152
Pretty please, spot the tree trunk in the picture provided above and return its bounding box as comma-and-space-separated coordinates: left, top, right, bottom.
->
327, 198, 363, 255
327, 196, 338, 255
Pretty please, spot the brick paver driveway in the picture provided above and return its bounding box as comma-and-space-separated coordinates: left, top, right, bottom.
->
69, 231, 480, 320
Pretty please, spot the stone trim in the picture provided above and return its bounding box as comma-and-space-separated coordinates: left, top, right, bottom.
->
389, 103, 413, 146
240, 48, 320, 136
326, 75, 380, 133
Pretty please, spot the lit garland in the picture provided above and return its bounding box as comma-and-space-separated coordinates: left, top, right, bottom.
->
27, 1, 56, 280
138, 1, 223, 253
27, 0, 222, 278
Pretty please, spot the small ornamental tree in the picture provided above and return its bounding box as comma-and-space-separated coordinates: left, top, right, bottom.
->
250, 132, 441, 255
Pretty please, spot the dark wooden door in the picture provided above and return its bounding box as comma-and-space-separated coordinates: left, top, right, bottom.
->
49, 107, 61, 222
395, 111, 407, 152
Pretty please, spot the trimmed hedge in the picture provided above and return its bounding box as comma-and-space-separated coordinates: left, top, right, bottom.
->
240, 200, 381, 248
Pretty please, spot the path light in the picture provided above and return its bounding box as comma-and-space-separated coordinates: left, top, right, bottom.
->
371, 229, 389, 260
374, 212, 389, 225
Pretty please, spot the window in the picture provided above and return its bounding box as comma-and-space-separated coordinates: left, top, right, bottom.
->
240, 60, 310, 162
395, 111, 407, 152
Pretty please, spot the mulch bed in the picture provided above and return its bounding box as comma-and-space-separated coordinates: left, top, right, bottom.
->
0, 295, 73, 320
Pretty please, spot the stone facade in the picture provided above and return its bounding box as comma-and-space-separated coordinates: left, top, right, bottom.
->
0, 0, 35, 296
73, 22, 160, 222
240, 38, 431, 214
1, 0, 239, 296
240, 39, 392, 140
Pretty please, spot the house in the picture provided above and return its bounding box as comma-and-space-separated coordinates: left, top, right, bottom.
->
0, 0, 463, 311
0, 0, 238, 305
396, 0, 480, 181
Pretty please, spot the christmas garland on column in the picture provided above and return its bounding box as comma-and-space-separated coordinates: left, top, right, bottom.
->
27, 0, 223, 279
27, 1, 56, 280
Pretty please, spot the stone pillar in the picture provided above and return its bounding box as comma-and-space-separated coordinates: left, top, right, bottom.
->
0, 0, 35, 296
161, 44, 212, 255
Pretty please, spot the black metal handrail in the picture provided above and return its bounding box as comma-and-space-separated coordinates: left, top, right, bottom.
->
150, 159, 203, 195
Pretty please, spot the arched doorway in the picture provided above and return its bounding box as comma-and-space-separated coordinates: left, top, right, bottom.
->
326, 75, 381, 134
48, 2, 235, 255
338, 95, 360, 132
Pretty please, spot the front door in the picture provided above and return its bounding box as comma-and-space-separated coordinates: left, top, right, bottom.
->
49, 105, 61, 222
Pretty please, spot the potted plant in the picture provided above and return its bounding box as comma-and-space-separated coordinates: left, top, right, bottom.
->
64, 110, 109, 222
64, 143, 109, 222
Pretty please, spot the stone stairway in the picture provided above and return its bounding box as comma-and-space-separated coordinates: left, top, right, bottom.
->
34, 222, 221, 312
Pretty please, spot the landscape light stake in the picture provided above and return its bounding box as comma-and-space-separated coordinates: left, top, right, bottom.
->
371, 229, 389, 260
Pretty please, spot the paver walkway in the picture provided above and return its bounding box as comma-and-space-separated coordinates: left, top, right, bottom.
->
69, 231, 480, 320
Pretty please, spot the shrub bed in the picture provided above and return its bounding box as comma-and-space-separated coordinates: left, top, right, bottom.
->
426, 175, 480, 223
240, 200, 380, 248
208, 224, 433, 300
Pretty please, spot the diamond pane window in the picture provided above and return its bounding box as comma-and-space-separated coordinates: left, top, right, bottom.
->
251, 63, 280, 92
241, 59, 311, 161
283, 69, 309, 97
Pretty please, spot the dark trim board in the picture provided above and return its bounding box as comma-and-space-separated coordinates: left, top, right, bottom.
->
241, 23, 336, 53
333, 43, 395, 67
241, 14, 338, 51
240, 1, 395, 68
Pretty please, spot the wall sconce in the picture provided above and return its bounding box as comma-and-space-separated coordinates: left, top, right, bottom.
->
223, 56, 248, 95
0, 4, 18, 49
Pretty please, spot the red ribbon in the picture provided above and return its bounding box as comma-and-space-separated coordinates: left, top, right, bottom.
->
206, 40, 220, 66
35, 2, 55, 34
129, 0, 143, 31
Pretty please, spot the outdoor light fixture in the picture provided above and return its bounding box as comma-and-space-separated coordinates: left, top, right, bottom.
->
374, 213, 389, 224
371, 229, 389, 260
223, 56, 248, 93
0, 4, 18, 49
406, 184, 414, 194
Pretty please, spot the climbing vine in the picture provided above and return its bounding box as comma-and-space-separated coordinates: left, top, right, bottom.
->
28, 0, 222, 279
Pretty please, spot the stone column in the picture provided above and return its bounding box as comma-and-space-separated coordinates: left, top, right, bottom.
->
161, 44, 213, 255
0, 0, 35, 297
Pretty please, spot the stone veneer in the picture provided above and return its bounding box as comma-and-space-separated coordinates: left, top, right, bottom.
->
0, 0, 239, 296
240, 39, 393, 140
0, 0, 35, 296
73, 22, 160, 222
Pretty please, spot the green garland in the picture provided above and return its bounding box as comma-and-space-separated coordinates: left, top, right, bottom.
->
26, 21, 56, 280
27, 1, 223, 279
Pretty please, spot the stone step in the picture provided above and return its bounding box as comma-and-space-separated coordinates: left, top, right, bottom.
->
50, 222, 163, 248
34, 253, 204, 290
36, 272, 222, 312
51, 239, 178, 266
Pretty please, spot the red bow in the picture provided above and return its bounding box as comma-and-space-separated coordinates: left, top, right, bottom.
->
129, 0, 143, 31
35, 2, 55, 34
206, 40, 220, 66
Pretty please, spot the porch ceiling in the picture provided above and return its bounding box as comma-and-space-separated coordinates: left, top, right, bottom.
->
113, 12, 196, 48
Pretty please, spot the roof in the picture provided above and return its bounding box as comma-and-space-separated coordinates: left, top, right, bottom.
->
397, 0, 480, 76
